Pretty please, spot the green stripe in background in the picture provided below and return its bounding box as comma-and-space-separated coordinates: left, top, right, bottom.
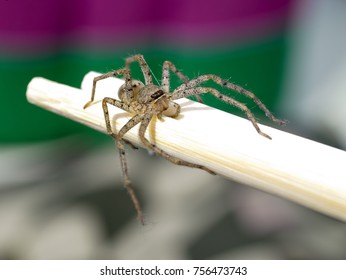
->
0, 34, 287, 143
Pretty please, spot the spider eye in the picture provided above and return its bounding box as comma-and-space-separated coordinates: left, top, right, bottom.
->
151, 90, 164, 99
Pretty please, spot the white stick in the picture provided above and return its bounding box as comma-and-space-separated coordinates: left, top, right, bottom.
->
26, 72, 346, 221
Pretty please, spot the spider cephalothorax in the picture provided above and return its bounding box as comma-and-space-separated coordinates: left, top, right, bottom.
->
117, 80, 180, 118
84, 54, 286, 224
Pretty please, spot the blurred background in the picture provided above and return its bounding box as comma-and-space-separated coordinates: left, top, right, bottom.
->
1, 0, 346, 259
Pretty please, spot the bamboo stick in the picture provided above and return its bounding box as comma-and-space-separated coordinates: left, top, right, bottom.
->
26, 72, 346, 221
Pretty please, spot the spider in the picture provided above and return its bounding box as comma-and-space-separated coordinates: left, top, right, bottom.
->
83, 54, 286, 224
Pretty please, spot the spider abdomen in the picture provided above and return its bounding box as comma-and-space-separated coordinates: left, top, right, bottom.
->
118, 79, 144, 104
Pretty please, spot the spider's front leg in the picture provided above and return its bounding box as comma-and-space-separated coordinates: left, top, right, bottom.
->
138, 113, 216, 175
117, 138, 144, 224
101, 97, 131, 138
161, 60, 203, 103
102, 96, 146, 224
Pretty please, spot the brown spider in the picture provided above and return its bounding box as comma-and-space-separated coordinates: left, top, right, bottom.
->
83, 54, 286, 224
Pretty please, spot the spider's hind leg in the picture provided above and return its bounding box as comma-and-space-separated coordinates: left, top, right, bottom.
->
185, 74, 286, 126
173, 86, 272, 140
124, 140, 138, 150
139, 113, 216, 175
83, 68, 134, 109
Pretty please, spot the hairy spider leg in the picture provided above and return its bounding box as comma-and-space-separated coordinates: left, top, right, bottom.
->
103, 96, 146, 224
84, 68, 134, 109
101, 97, 131, 137
180, 74, 286, 126
161, 60, 203, 103
125, 54, 153, 85
138, 113, 216, 175
117, 138, 144, 224
100, 97, 137, 149
173, 87, 272, 140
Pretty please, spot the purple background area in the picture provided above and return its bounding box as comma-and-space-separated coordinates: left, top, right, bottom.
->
0, 0, 293, 51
